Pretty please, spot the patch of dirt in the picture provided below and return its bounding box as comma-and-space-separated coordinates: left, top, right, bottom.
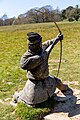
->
64, 81, 79, 86
0, 98, 12, 105
0, 99, 4, 104
2, 79, 13, 85
49, 59, 65, 63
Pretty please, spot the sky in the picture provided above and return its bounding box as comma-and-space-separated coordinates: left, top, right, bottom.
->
0, 0, 80, 18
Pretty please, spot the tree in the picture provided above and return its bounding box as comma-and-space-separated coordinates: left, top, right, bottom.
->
65, 6, 74, 19
53, 7, 62, 22
74, 5, 80, 21
0, 19, 3, 26
4, 17, 15, 26
62, 5, 80, 21
26, 9, 39, 23
1, 14, 8, 21
61, 9, 67, 20
38, 7, 50, 22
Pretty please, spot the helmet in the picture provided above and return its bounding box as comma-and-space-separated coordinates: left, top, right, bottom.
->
27, 32, 42, 44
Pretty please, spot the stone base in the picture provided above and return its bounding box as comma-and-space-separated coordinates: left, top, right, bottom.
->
44, 89, 80, 120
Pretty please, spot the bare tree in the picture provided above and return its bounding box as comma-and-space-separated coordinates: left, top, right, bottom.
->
0, 19, 3, 26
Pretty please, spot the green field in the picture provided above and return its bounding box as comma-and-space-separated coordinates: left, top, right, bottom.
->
0, 21, 80, 119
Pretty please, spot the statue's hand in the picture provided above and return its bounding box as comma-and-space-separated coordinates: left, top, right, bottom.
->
57, 34, 63, 41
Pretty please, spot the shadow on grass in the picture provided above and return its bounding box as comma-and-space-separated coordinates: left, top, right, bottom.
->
35, 96, 56, 109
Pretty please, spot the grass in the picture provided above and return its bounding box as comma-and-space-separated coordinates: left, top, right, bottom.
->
0, 21, 80, 119
15, 97, 55, 120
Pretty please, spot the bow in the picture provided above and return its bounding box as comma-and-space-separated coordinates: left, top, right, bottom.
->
54, 22, 62, 77
35, 9, 62, 77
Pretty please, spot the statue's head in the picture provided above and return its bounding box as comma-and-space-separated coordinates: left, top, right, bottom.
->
27, 32, 42, 54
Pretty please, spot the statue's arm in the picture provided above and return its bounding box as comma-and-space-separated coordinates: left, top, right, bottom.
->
42, 34, 62, 50
20, 52, 47, 70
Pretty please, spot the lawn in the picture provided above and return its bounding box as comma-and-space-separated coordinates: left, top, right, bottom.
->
0, 21, 80, 119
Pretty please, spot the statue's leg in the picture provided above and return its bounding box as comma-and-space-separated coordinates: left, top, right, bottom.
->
16, 79, 49, 105
55, 77, 68, 91
55, 77, 73, 95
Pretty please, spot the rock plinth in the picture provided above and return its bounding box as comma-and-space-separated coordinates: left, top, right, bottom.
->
44, 89, 80, 120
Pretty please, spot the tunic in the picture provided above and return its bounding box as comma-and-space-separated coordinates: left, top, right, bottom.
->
18, 39, 58, 105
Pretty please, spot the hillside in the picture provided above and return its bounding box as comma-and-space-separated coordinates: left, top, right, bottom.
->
0, 21, 80, 119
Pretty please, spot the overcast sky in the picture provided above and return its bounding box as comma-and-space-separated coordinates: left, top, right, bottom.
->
0, 0, 80, 18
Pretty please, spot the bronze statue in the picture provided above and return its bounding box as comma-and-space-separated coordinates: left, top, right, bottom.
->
13, 32, 73, 106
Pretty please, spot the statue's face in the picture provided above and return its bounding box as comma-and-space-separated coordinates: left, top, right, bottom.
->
28, 41, 42, 54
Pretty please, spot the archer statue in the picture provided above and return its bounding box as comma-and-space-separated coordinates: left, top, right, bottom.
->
13, 32, 73, 107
